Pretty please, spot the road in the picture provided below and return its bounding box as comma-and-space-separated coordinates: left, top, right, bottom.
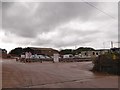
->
2, 59, 119, 88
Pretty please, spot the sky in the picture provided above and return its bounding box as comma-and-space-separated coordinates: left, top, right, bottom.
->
0, 0, 119, 52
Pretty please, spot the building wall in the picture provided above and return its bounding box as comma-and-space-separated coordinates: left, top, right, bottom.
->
40, 49, 59, 56
0, 49, 7, 58
2, 53, 8, 58
23, 47, 59, 56
80, 51, 99, 57
80, 50, 108, 58
0, 49, 2, 58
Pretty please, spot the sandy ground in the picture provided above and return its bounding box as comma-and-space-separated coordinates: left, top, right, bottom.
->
2, 59, 119, 88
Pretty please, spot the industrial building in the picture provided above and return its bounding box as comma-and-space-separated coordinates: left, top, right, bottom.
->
22, 47, 59, 57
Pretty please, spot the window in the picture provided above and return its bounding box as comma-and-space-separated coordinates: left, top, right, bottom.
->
96, 52, 98, 55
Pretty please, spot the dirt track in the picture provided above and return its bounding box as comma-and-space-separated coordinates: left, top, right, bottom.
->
2, 59, 118, 88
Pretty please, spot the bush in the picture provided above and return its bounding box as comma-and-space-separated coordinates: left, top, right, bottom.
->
92, 52, 120, 75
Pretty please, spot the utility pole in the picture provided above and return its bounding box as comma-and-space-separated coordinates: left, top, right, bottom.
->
111, 41, 113, 48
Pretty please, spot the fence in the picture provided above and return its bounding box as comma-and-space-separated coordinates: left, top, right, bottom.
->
16, 57, 92, 63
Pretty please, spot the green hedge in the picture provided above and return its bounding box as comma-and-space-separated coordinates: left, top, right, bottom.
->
92, 52, 120, 75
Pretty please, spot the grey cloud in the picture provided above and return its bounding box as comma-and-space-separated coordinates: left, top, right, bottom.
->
32, 28, 100, 48
2, 2, 97, 38
1, 2, 118, 49
57, 28, 100, 37
32, 38, 51, 46
0, 1, 2, 29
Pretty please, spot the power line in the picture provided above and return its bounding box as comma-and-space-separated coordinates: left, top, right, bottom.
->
82, 0, 117, 20
113, 42, 120, 43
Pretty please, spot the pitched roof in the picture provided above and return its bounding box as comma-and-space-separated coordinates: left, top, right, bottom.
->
27, 47, 58, 51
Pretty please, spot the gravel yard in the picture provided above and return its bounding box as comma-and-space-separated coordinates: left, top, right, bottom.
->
2, 59, 118, 88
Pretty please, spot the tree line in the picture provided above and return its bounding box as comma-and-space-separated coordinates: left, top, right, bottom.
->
9, 47, 95, 57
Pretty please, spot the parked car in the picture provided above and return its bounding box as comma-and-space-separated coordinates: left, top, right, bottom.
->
44, 56, 51, 59
63, 54, 73, 58
38, 55, 46, 59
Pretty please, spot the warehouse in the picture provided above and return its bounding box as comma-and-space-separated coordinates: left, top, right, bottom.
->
22, 47, 59, 57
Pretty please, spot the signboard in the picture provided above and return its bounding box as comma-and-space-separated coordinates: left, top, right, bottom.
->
25, 52, 32, 59
53, 54, 59, 62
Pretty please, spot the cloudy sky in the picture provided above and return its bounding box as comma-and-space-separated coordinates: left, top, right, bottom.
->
0, 0, 118, 52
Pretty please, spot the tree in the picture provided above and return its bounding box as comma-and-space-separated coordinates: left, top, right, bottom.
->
60, 47, 95, 55
75, 47, 94, 53
60, 49, 73, 55
9, 47, 23, 57
76, 47, 95, 51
